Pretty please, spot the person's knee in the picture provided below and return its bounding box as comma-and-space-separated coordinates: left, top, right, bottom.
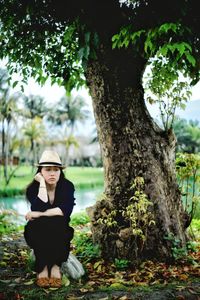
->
67, 226, 74, 241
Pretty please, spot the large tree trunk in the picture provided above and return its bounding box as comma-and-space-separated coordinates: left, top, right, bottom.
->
85, 46, 189, 263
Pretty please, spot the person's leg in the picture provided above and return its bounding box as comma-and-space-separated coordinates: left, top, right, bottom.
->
49, 264, 62, 288
24, 216, 73, 287
37, 265, 48, 278
48, 218, 74, 287
50, 264, 61, 278
24, 218, 50, 274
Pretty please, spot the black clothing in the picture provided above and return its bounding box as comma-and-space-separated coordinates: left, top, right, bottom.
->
24, 178, 75, 273
26, 179, 75, 223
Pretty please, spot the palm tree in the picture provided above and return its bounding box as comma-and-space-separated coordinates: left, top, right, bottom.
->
21, 94, 48, 166
47, 93, 89, 163
48, 93, 89, 135
23, 117, 46, 167
22, 94, 48, 119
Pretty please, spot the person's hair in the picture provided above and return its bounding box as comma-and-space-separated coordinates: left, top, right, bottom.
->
25, 167, 66, 202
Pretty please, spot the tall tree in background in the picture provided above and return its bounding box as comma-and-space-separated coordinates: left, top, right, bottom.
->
173, 118, 200, 153
48, 94, 89, 134
0, 69, 20, 183
22, 95, 47, 165
23, 117, 46, 167
48, 94, 89, 163
23, 95, 48, 120
0, 0, 199, 262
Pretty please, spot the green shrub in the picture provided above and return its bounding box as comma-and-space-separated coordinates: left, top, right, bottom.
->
73, 232, 100, 263
0, 213, 18, 235
70, 212, 90, 226
164, 232, 198, 263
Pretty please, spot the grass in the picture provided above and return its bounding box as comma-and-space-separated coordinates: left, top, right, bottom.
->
65, 166, 104, 188
0, 165, 104, 197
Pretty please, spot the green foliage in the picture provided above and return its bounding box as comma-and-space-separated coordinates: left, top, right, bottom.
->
0, 212, 19, 235
70, 212, 90, 226
97, 209, 118, 228
164, 233, 198, 263
112, 25, 146, 50
0, 14, 85, 91
173, 118, 200, 153
176, 153, 200, 219
112, 21, 198, 82
189, 218, 200, 239
73, 232, 101, 263
97, 177, 155, 245
191, 219, 200, 231
144, 57, 192, 131
122, 177, 155, 241
47, 93, 89, 133
114, 258, 130, 270
0, 0, 199, 93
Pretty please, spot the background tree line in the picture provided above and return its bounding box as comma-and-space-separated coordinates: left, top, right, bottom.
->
0, 68, 100, 185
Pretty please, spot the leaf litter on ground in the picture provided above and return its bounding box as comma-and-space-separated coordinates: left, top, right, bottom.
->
0, 225, 200, 299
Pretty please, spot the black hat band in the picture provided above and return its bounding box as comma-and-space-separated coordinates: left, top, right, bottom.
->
39, 162, 62, 166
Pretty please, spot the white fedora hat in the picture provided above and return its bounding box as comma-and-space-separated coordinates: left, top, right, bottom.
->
36, 150, 65, 168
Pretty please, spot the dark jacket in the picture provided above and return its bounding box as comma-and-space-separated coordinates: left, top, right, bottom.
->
26, 178, 76, 224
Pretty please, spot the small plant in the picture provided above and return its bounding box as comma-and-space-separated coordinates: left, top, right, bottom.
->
114, 258, 130, 270
73, 232, 101, 263
97, 210, 118, 227
164, 233, 197, 263
0, 211, 20, 235
122, 177, 155, 241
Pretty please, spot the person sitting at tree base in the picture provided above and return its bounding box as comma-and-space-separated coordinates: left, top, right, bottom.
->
24, 150, 76, 288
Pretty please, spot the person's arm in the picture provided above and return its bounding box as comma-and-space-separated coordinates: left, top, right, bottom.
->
34, 173, 48, 203
25, 207, 63, 221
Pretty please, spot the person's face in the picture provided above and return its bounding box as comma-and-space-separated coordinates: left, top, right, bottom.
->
41, 166, 61, 186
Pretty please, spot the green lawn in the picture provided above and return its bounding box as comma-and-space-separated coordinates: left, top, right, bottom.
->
0, 166, 104, 197
65, 166, 104, 188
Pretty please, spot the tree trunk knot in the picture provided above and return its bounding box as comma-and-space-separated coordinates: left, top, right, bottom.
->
119, 228, 132, 241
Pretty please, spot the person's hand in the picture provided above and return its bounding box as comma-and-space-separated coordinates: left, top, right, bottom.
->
34, 172, 45, 184
25, 211, 42, 221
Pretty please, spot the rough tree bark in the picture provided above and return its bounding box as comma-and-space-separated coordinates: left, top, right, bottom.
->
85, 46, 189, 263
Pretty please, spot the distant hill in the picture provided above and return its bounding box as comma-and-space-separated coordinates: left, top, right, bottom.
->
146, 99, 200, 123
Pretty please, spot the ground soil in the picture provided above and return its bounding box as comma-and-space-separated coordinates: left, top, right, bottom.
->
0, 231, 199, 300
